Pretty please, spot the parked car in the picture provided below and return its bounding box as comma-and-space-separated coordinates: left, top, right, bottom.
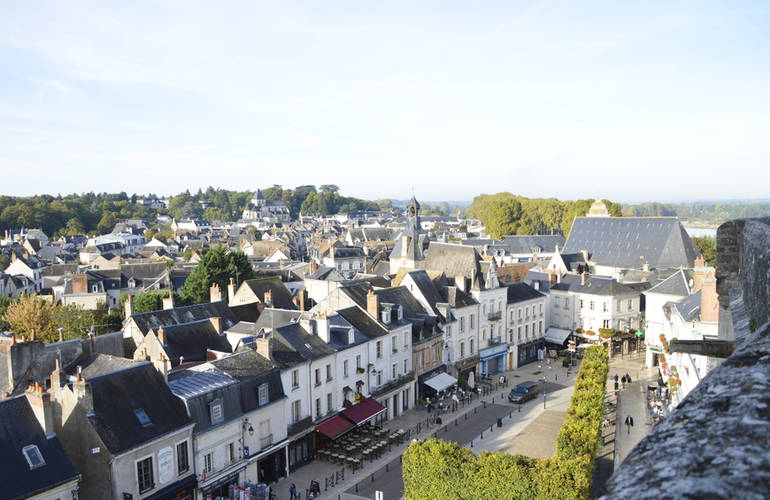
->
508, 381, 540, 404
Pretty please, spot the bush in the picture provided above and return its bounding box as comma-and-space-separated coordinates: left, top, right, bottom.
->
403, 345, 608, 500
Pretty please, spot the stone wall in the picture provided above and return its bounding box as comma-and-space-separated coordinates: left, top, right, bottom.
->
602, 217, 770, 500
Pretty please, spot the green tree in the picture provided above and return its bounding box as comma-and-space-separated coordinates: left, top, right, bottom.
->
181, 246, 254, 304
485, 198, 523, 239
0, 254, 10, 271
133, 290, 170, 314
247, 227, 262, 240
96, 212, 117, 234
692, 236, 717, 266
54, 304, 95, 340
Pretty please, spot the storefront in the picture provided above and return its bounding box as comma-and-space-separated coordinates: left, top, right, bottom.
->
144, 474, 196, 500
479, 344, 507, 376
517, 339, 545, 367
455, 355, 479, 384
257, 447, 286, 485
423, 372, 457, 398
199, 469, 241, 499
288, 432, 315, 472
416, 364, 447, 400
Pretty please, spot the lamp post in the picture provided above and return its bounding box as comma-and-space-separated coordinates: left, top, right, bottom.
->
538, 364, 552, 409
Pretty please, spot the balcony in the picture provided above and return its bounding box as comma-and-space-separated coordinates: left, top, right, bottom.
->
487, 311, 502, 322
288, 416, 313, 436
260, 434, 273, 450
371, 371, 415, 398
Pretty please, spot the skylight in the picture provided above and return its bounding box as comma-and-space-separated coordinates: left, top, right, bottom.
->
133, 408, 152, 427
22, 445, 45, 469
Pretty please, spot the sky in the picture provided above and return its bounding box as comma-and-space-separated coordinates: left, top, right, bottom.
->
1, 1, 768, 203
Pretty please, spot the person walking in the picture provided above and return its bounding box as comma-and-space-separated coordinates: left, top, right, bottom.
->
626, 373, 632, 385
625, 414, 634, 434
290, 483, 298, 500
621, 375, 627, 390
614, 374, 619, 384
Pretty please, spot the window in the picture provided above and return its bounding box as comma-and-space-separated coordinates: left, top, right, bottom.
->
509, 332, 513, 343
22, 445, 45, 469
203, 452, 213, 473
481, 328, 486, 341
418, 351, 424, 369
403, 332, 408, 348
470, 314, 475, 329
315, 398, 321, 418
628, 299, 633, 310
133, 408, 152, 427
356, 355, 361, 369
392, 363, 397, 378
177, 441, 189, 474
404, 359, 408, 373
518, 308, 522, 319
617, 301, 621, 312
314, 368, 320, 386
292, 369, 299, 389
460, 342, 465, 358
326, 364, 332, 382
209, 400, 223, 425
470, 339, 474, 353
525, 306, 529, 317
434, 344, 441, 362
459, 317, 465, 333
258, 384, 269, 405
603, 319, 610, 329
343, 360, 349, 378
554, 297, 560, 308
517, 326, 522, 343
603, 302, 608, 312
327, 393, 332, 413
580, 299, 584, 309
446, 325, 451, 336
392, 336, 398, 353
377, 370, 383, 386
590, 301, 595, 311
525, 324, 529, 338
539, 304, 543, 313
292, 400, 301, 423
376, 341, 382, 359
137, 456, 154, 492
510, 310, 514, 321
227, 442, 235, 463
564, 299, 569, 310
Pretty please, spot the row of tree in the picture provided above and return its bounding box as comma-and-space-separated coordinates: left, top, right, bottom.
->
469, 194, 622, 239
260, 184, 380, 217
623, 201, 770, 224
402, 345, 609, 499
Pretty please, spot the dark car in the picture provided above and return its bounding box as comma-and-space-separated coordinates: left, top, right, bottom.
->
508, 381, 540, 404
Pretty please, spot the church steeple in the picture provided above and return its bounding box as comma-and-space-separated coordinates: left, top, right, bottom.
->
406, 195, 420, 231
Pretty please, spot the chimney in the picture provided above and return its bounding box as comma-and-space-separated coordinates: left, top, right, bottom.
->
74, 376, 93, 414
228, 278, 236, 305
642, 261, 650, 273
367, 289, 380, 318
26, 381, 54, 435
581, 249, 589, 263
701, 275, 719, 323
255, 330, 272, 360
11, 251, 17, 262
210, 316, 222, 334
58, 328, 64, 342
310, 259, 318, 274
264, 289, 273, 307
162, 291, 175, 310
125, 294, 134, 318
316, 311, 330, 343
257, 302, 265, 315
157, 326, 167, 345
51, 358, 62, 391
72, 273, 88, 294
581, 272, 587, 286
210, 283, 222, 303
455, 276, 467, 292
693, 257, 708, 292
555, 244, 560, 254
548, 271, 557, 286
299, 287, 307, 312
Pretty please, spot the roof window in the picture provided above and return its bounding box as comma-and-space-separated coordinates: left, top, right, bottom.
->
22, 445, 45, 469
133, 408, 152, 427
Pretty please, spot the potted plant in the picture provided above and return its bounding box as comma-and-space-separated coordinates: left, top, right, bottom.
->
417, 398, 426, 410
357, 367, 366, 374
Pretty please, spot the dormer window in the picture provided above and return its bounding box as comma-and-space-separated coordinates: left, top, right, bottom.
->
382, 310, 391, 324
258, 384, 269, 406
397, 306, 403, 320
133, 408, 152, 427
209, 399, 224, 425
22, 445, 45, 469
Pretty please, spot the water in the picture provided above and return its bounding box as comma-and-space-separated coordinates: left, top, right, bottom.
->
684, 227, 717, 238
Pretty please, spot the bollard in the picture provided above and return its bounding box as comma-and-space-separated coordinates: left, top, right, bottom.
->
465, 413, 467, 420
455, 419, 458, 426
470, 439, 473, 447
474, 407, 477, 414
356, 484, 359, 493
518, 405, 521, 413
325, 478, 329, 491
481, 431, 484, 438
386, 463, 389, 472
371, 474, 375, 482
400, 455, 402, 463
490, 425, 493, 433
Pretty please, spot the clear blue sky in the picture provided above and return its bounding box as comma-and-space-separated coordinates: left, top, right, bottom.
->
1, 1, 768, 202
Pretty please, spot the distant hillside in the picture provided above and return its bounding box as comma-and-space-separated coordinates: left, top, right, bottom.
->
621, 201, 770, 227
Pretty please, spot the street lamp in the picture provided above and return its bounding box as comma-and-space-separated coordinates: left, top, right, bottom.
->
538, 364, 552, 409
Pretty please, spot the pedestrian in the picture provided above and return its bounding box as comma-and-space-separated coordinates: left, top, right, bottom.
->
625, 414, 634, 434
626, 373, 632, 385
290, 483, 297, 500
621, 375, 627, 389
614, 380, 619, 391
614, 374, 619, 384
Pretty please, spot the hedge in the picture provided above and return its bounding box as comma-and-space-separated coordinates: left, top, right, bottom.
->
403, 345, 608, 500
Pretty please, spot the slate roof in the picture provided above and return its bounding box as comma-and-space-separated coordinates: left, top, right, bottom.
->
242, 278, 297, 310
506, 283, 545, 304
209, 349, 285, 412
253, 308, 302, 332
271, 322, 335, 366
129, 301, 238, 336
337, 306, 389, 339
424, 242, 484, 289
159, 319, 232, 366
168, 370, 242, 434
64, 353, 141, 380
647, 269, 691, 297
404, 270, 445, 314
563, 217, 699, 269
307, 266, 344, 281
432, 275, 478, 307
0, 395, 79, 500
550, 274, 641, 296
502, 235, 565, 254
674, 291, 702, 321
87, 363, 192, 455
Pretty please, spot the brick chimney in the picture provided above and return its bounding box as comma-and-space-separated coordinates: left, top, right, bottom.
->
701, 275, 719, 323
255, 330, 272, 360
264, 289, 273, 307
643, 261, 650, 273
210, 316, 222, 334
310, 259, 318, 274
210, 283, 222, 303
124, 294, 134, 318
299, 287, 308, 311
74, 374, 93, 414
162, 291, 175, 310
316, 311, 330, 343
693, 256, 708, 292
227, 278, 236, 305
157, 326, 167, 345
581, 272, 587, 286
548, 271, 557, 286
26, 381, 54, 435
581, 249, 589, 263
367, 289, 379, 318
72, 273, 88, 294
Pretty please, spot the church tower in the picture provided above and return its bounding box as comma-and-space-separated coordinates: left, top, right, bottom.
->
390, 194, 424, 273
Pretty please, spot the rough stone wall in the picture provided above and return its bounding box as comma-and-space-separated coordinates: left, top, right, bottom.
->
602, 217, 770, 500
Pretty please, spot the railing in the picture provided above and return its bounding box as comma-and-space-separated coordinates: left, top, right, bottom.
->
260, 434, 273, 450
288, 416, 313, 436
371, 371, 415, 398
488, 311, 502, 321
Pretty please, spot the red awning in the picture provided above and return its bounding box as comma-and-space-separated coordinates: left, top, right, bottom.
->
315, 415, 355, 440
341, 397, 386, 425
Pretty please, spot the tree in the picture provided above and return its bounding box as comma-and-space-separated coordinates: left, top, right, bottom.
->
485, 198, 523, 239
692, 236, 717, 266
96, 212, 117, 235
247, 227, 262, 240
0, 253, 10, 271
0, 296, 12, 330
180, 246, 254, 304
319, 184, 339, 194
133, 290, 170, 314
54, 304, 95, 340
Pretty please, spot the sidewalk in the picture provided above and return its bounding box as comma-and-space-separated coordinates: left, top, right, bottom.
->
614, 362, 658, 467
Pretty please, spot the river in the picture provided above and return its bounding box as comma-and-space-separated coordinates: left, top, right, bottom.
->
684, 227, 717, 238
